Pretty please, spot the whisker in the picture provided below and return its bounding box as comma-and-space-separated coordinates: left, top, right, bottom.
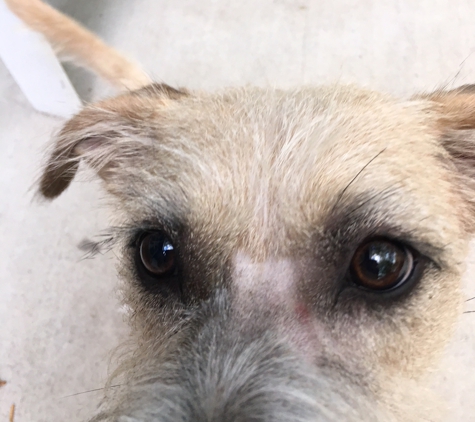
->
79, 234, 116, 259
61, 384, 122, 399
466, 296, 475, 302
463, 311, 475, 314
333, 148, 386, 210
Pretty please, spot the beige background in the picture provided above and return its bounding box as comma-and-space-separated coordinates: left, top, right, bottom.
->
1, 0, 475, 420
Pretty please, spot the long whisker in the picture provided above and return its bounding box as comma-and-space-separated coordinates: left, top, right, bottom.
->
61, 384, 122, 399
333, 148, 386, 209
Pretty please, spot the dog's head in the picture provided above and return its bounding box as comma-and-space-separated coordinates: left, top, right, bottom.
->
40, 83, 475, 421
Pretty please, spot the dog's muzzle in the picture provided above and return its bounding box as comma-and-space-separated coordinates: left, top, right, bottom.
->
93, 292, 380, 422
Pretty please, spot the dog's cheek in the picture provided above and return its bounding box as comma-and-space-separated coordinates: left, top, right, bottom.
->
332, 267, 463, 380
115, 248, 187, 339
381, 271, 461, 376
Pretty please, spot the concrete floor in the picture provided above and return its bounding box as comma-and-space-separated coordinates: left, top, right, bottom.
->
1, 0, 475, 420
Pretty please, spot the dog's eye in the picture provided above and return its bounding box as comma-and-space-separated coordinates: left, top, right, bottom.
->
350, 239, 415, 291
139, 232, 177, 277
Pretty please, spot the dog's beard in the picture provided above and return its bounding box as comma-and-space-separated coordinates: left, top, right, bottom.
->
90, 291, 388, 422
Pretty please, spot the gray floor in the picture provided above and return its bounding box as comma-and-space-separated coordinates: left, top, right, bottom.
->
1, 0, 475, 421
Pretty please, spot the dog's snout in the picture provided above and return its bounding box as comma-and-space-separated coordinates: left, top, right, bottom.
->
102, 292, 374, 422
232, 251, 297, 307
231, 252, 323, 358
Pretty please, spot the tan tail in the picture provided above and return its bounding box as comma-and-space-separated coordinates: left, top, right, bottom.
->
5, 0, 152, 90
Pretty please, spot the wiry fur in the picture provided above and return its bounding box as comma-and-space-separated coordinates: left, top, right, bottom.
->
91, 292, 385, 422
38, 83, 475, 421
14, 1, 475, 420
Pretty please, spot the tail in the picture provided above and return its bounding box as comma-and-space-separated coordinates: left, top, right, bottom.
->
5, 0, 152, 90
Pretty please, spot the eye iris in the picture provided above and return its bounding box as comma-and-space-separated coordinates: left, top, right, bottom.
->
139, 232, 176, 276
351, 240, 411, 290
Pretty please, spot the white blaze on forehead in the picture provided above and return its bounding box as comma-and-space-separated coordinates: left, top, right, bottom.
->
232, 251, 298, 308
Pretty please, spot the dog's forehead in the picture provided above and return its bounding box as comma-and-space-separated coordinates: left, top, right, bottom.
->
116, 86, 463, 255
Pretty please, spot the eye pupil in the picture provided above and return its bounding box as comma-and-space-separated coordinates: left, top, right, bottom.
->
351, 239, 413, 291
359, 243, 401, 280
139, 232, 176, 276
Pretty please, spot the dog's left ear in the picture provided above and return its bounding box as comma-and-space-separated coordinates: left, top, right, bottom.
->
39, 83, 187, 199
419, 85, 475, 222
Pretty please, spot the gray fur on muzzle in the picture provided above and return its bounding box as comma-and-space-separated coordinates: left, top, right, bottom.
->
91, 292, 378, 422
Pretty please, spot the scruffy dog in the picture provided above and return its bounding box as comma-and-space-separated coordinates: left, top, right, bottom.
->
7, 0, 475, 420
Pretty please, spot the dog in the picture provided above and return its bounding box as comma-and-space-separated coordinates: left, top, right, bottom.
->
6, 0, 475, 420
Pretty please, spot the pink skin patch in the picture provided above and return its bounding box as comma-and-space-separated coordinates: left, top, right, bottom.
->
232, 251, 297, 307
232, 251, 323, 361
295, 302, 312, 323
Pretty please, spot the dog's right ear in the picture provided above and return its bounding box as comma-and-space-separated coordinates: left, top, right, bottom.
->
39, 83, 187, 199
416, 84, 475, 229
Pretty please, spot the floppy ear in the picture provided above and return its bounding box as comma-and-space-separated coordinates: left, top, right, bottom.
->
39, 83, 187, 199
418, 85, 475, 223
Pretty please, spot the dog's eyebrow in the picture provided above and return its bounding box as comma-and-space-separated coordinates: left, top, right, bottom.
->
340, 186, 398, 219
331, 148, 387, 212
324, 188, 448, 265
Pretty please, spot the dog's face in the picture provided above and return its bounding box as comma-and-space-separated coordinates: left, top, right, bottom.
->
40, 84, 475, 421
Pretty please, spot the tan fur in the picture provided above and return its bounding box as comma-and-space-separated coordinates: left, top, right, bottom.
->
17, 1, 475, 420
39, 83, 475, 421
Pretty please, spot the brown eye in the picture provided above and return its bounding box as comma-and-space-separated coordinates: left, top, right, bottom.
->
139, 232, 176, 277
350, 239, 415, 291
